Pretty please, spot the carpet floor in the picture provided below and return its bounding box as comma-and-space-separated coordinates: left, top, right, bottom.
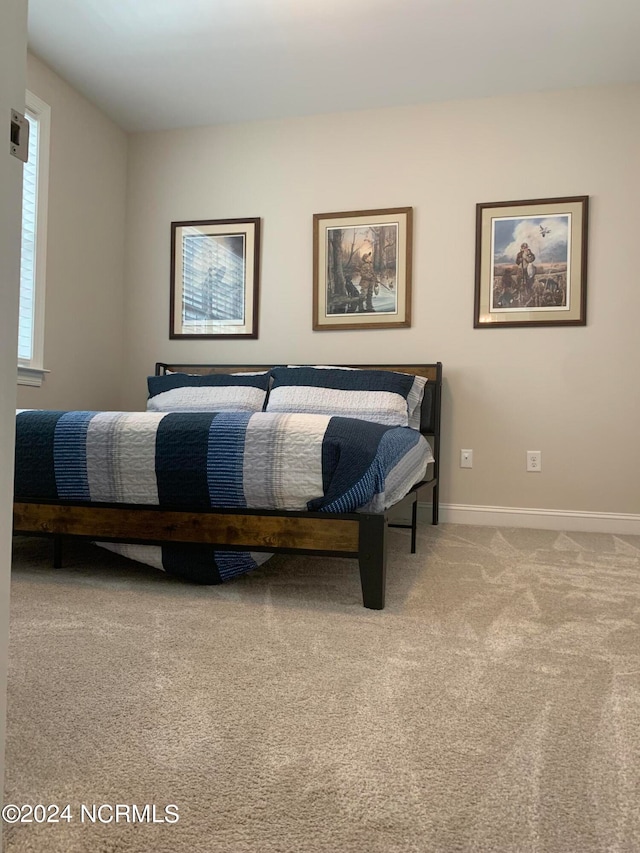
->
4, 524, 640, 853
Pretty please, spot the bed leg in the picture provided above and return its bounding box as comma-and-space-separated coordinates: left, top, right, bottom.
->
53, 534, 63, 569
432, 483, 439, 526
358, 514, 387, 610
411, 497, 418, 554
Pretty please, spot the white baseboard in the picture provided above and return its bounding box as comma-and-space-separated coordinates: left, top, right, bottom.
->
414, 502, 640, 535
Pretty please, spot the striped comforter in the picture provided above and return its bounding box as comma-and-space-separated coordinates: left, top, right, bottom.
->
14, 410, 433, 583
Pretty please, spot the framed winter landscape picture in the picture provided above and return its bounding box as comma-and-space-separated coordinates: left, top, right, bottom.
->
474, 196, 588, 328
313, 207, 412, 331
170, 218, 260, 339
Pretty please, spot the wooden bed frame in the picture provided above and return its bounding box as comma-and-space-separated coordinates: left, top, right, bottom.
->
13, 362, 442, 610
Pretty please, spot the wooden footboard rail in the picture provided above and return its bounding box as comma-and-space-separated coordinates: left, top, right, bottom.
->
13, 502, 389, 609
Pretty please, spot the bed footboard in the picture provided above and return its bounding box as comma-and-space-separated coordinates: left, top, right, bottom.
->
14, 501, 391, 610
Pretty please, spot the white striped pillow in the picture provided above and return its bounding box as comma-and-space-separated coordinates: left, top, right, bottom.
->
266, 366, 426, 429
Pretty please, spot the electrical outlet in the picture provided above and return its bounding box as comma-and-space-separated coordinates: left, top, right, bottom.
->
460, 449, 473, 468
526, 451, 541, 472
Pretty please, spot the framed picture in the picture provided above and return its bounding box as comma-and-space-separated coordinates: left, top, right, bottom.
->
170, 218, 260, 339
313, 207, 412, 330
474, 196, 589, 328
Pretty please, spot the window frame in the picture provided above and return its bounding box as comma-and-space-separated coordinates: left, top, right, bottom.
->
18, 90, 50, 387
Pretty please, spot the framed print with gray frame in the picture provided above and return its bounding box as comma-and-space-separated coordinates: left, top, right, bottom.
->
474, 196, 588, 328
170, 218, 260, 339
313, 207, 412, 331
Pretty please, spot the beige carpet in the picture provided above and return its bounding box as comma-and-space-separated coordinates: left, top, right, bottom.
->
4, 524, 640, 853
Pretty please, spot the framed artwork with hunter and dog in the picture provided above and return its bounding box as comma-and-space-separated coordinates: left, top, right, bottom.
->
313, 207, 412, 331
474, 196, 588, 328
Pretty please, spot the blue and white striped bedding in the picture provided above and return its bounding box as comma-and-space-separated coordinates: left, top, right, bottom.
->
14, 410, 433, 584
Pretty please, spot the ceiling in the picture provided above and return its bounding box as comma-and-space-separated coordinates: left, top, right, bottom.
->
27, 0, 640, 132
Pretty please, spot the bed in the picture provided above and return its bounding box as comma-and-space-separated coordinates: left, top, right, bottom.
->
13, 362, 442, 609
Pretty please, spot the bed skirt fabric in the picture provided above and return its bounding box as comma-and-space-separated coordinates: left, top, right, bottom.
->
14, 410, 433, 583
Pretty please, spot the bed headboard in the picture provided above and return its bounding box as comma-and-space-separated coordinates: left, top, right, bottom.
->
154, 362, 442, 446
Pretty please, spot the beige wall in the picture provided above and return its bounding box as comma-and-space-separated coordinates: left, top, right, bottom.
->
1, 0, 28, 824
17, 53, 128, 411
123, 84, 640, 516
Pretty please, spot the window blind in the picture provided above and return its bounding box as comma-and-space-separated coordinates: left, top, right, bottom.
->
18, 112, 39, 362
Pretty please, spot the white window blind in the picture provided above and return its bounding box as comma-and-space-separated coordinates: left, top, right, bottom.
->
18, 91, 50, 386
18, 112, 38, 361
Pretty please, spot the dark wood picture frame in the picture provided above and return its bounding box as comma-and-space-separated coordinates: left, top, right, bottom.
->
313, 207, 413, 331
474, 196, 588, 328
170, 218, 260, 339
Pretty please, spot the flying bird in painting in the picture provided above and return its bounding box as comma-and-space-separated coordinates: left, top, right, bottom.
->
539, 225, 551, 237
